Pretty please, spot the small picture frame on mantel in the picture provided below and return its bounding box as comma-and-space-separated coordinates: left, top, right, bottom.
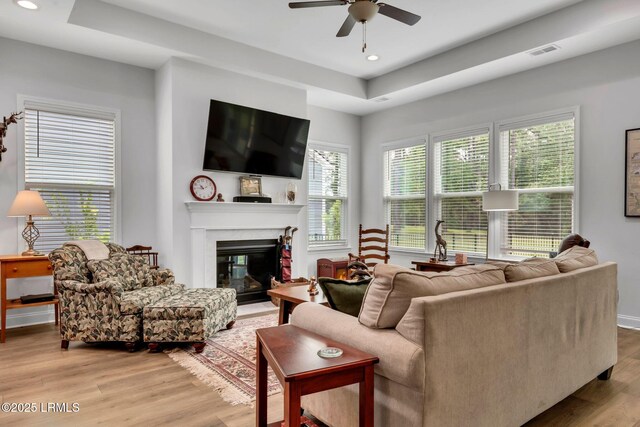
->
239, 175, 262, 196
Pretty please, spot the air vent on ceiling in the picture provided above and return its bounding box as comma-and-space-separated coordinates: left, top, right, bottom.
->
528, 44, 560, 57
373, 97, 390, 103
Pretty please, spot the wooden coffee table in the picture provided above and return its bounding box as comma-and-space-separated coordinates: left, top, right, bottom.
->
267, 285, 329, 325
256, 325, 379, 427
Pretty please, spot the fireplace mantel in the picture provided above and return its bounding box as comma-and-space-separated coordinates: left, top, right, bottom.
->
185, 201, 305, 215
185, 201, 304, 288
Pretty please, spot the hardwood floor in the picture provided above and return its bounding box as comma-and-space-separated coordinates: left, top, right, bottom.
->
526, 327, 640, 426
0, 324, 283, 426
0, 324, 639, 426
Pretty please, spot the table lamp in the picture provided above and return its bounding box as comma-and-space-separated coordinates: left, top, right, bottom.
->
7, 190, 51, 256
482, 183, 519, 260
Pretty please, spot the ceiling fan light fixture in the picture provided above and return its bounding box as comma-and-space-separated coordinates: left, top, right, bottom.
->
367, 54, 380, 61
348, 1, 378, 22
15, 0, 39, 10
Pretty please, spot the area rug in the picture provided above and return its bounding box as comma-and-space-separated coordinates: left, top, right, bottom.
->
166, 312, 281, 406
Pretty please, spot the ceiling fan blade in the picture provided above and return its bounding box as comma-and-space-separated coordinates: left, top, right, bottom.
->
336, 15, 357, 37
377, 3, 421, 25
289, 1, 347, 9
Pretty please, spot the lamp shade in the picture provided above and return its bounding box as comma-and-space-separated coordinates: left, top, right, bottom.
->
482, 190, 519, 211
7, 190, 51, 217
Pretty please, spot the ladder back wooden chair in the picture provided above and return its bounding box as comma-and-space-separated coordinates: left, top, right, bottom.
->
348, 224, 390, 268
125, 245, 159, 269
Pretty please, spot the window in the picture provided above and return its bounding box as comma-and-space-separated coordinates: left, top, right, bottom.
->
434, 130, 489, 255
308, 147, 348, 247
379, 109, 577, 258
23, 100, 118, 253
384, 144, 426, 249
499, 113, 575, 257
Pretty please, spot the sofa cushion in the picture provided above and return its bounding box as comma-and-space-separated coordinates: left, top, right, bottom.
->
504, 258, 560, 282
88, 253, 154, 291
358, 264, 506, 329
118, 283, 185, 315
318, 277, 372, 317
554, 245, 598, 272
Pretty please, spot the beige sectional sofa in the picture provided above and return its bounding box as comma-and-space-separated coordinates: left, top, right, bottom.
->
291, 247, 617, 427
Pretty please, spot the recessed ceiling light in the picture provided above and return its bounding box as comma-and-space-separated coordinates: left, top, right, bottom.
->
367, 54, 380, 62
15, 0, 39, 10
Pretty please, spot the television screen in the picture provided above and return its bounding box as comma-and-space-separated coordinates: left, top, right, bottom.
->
203, 99, 310, 179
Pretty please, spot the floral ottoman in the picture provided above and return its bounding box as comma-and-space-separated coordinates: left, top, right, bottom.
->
143, 288, 237, 353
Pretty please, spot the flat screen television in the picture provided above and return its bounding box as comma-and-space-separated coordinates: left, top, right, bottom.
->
203, 99, 310, 179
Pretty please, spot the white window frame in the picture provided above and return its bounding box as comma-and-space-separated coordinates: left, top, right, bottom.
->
493, 106, 580, 259
430, 124, 492, 258
307, 141, 350, 251
16, 95, 122, 250
379, 107, 580, 260
381, 137, 428, 253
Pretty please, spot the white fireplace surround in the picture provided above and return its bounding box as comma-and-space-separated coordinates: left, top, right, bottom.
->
185, 202, 305, 289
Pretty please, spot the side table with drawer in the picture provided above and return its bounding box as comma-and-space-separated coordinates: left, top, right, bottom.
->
0, 255, 57, 343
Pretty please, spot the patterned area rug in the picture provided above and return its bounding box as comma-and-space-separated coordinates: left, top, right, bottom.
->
167, 312, 281, 406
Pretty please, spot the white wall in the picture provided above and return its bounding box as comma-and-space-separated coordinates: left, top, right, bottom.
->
157, 58, 309, 284
361, 39, 640, 328
305, 106, 362, 277
155, 59, 363, 285
0, 38, 156, 327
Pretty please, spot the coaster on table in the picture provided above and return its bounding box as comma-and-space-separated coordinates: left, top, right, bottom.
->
317, 347, 343, 359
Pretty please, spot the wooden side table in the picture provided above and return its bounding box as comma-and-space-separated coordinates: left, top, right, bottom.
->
256, 325, 379, 427
1, 255, 57, 343
411, 260, 475, 273
267, 286, 329, 325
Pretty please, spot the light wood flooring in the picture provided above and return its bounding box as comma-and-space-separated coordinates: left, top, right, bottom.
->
0, 324, 639, 426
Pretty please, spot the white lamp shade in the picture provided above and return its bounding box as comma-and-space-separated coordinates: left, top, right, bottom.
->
7, 190, 51, 217
482, 190, 519, 211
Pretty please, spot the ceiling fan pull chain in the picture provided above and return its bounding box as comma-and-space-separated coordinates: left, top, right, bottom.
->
362, 21, 367, 53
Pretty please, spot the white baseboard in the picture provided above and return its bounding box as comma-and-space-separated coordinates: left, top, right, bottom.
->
6, 307, 56, 329
618, 314, 640, 330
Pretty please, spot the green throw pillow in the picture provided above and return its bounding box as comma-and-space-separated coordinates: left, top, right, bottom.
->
318, 277, 372, 317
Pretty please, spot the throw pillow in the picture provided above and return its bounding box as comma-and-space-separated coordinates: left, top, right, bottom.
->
554, 245, 598, 273
558, 234, 590, 254
88, 253, 154, 291
358, 263, 506, 329
503, 258, 560, 282
318, 277, 372, 317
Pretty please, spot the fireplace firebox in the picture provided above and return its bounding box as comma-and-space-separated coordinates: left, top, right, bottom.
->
216, 239, 278, 305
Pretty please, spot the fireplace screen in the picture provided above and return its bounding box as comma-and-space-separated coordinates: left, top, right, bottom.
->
216, 239, 278, 305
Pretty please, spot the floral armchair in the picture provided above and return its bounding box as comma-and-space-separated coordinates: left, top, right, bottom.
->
49, 243, 184, 351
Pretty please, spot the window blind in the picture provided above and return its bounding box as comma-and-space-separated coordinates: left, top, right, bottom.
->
499, 116, 575, 257
24, 106, 116, 253
384, 144, 426, 249
32, 188, 114, 254
434, 131, 489, 254
308, 148, 348, 245
25, 110, 115, 186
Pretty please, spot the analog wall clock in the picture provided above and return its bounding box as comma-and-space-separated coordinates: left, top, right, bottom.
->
190, 175, 217, 201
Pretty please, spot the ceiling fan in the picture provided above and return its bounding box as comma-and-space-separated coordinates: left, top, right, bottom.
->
289, 0, 421, 53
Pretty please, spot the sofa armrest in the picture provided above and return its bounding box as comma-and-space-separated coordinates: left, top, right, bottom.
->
150, 268, 175, 287
58, 278, 124, 296
291, 303, 424, 390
